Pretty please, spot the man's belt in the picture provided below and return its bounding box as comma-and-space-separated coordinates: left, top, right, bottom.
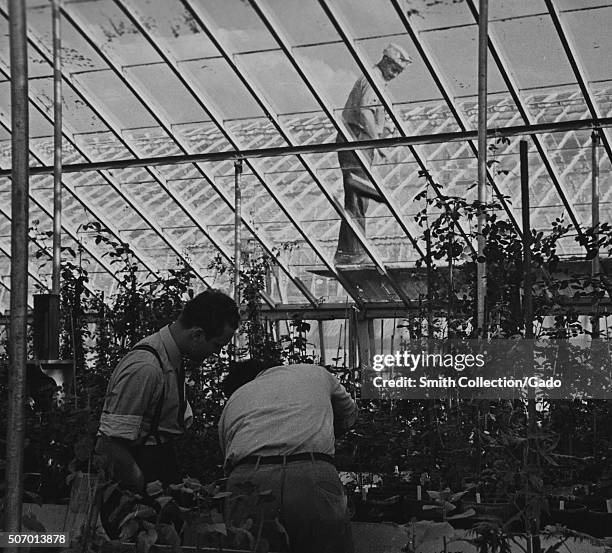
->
231, 452, 335, 471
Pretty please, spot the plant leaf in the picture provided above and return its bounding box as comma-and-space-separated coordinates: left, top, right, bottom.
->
136, 528, 158, 553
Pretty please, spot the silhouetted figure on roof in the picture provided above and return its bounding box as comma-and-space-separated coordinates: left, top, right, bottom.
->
335, 43, 412, 266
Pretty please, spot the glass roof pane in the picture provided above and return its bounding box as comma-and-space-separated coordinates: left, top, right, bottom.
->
238, 49, 323, 116
263, 0, 337, 46
490, 13, 576, 90
64, 0, 160, 67
24, 2, 109, 73
562, 5, 612, 84
0, 9, 51, 79
0, 81, 53, 139
401, 0, 473, 31
125, 63, 212, 126
335, 0, 407, 36
122, 0, 220, 61
190, 0, 276, 53
28, 79, 110, 136
488, 0, 546, 19
415, 25, 509, 98
73, 70, 162, 134
180, 57, 266, 121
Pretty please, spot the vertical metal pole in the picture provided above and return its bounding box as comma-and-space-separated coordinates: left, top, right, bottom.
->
591, 131, 600, 338
317, 320, 326, 365
476, 0, 488, 336
521, 140, 539, 546
521, 141, 533, 339
6, 0, 29, 538
234, 159, 242, 303
348, 310, 357, 370
51, 0, 62, 295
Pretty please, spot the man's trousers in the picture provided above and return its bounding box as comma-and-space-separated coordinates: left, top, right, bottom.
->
227, 458, 354, 553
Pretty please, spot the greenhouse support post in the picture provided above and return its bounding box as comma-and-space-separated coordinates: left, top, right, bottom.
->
592, 130, 600, 337
520, 141, 533, 339
521, 141, 540, 549
317, 321, 326, 364
476, 0, 488, 336
52, 0, 62, 296
6, 0, 29, 539
234, 159, 242, 302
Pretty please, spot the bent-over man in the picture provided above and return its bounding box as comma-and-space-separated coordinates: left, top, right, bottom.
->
220, 361, 357, 553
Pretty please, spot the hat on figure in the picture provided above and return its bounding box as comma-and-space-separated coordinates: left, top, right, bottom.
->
383, 43, 412, 68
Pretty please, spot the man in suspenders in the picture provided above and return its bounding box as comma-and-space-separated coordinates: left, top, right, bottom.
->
96, 290, 239, 492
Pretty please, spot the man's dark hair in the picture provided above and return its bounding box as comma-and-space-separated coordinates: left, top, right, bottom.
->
223, 358, 278, 398
178, 290, 240, 338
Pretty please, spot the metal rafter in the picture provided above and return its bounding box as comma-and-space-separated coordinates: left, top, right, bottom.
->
247, 0, 422, 304
0, 7, 217, 290
544, 0, 612, 167
61, 3, 313, 307
176, 0, 369, 306
390, 0, 521, 235
464, 0, 584, 237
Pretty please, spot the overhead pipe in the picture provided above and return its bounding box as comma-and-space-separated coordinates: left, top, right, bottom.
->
1, 118, 611, 178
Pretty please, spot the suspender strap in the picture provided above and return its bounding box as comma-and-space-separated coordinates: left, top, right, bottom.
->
131, 344, 165, 445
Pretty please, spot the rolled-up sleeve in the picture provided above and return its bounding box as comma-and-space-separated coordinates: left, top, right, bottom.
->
99, 358, 163, 442
329, 373, 357, 432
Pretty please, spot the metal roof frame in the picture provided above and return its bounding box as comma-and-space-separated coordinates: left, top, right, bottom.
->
247, 0, 419, 305
2, 0, 612, 311
10, 13, 278, 308
318, 0, 479, 257
0, 127, 127, 287
544, 0, 612, 167
0, 68, 172, 288
0, 7, 218, 291
464, 0, 584, 237
177, 0, 368, 306
61, 1, 315, 307
109, 0, 334, 307
390, 0, 521, 236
